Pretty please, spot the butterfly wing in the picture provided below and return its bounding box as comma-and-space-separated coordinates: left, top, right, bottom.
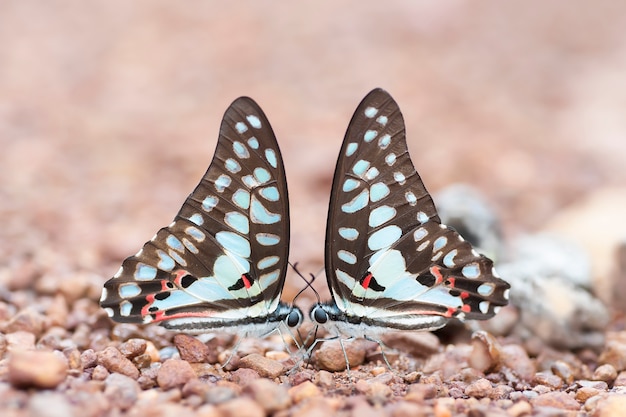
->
100, 97, 292, 335
324, 89, 509, 330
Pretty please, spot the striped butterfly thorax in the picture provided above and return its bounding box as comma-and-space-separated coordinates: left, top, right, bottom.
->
100, 97, 303, 338
310, 89, 510, 340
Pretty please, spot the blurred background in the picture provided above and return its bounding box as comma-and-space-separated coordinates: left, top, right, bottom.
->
2, 1, 625, 304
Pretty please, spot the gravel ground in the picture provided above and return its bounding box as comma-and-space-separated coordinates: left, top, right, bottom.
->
2, 2, 626, 416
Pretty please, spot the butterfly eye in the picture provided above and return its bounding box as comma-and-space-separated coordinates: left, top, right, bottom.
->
311, 305, 328, 324
286, 309, 303, 328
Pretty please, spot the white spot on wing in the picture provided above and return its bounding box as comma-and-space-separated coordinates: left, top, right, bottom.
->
364, 107, 378, 118
247, 115, 261, 128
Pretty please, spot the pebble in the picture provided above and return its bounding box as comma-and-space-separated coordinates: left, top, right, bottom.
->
8, 349, 68, 389
500, 344, 535, 382
405, 383, 438, 402
469, 331, 501, 373
204, 385, 239, 405
530, 391, 580, 410
97, 346, 140, 379
28, 391, 74, 417
550, 360, 575, 384
217, 397, 265, 417
464, 378, 493, 398
614, 371, 626, 386
575, 386, 600, 402
173, 333, 211, 363
230, 367, 260, 384
156, 358, 196, 389
312, 369, 335, 389
288, 380, 321, 403
243, 378, 292, 413
91, 364, 110, 381
506, 400, 532, 417
238, 353, 284, 379
6, 330, 36, 351
382, 331, 441, 358
118, 338, 147, 359
314, 339, 366, 372
104, 372, 140, 411
599, 341, 626, 372
592, 394, 626, 417
355, 380, 392, 405
592, 363, 618, 382
533, 372, 563, 389
2, 308, 48, 337
391, 401, 432, 417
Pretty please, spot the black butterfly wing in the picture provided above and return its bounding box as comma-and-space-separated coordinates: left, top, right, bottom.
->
325, 89, 509, 329
100, 97, 291, 334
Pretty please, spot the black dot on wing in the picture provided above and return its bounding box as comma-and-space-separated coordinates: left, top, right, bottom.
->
155, 292, 171, 301
449, 289, 461, 297
148, 306, 158, 312
416, 271, 436, 287
181, 274, 198, 288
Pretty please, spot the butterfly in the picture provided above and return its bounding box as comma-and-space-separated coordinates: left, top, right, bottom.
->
100, 96, 303, 340
309, 89, 511, 345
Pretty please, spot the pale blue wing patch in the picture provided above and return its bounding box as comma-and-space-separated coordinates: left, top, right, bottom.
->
250, 196, 280, 225
233, 141, 250, 159
346, 142, 358, 156
215, 231, 251, 258
156, 250, 175, 271
259, 186, 279, 202
367, 225, 402, 251
255, 233, 280, 246
232, 189, 251, 210
352, 160, 370, 176
202, 196, 218, 212
368, 205, 396, 228
215, 174, 231, 192
246, 114, 261, 128
338, 227, 359, 241
264, 149, 277, 168
135, 263, 157, 281
343, 178, 360, 192
224, 212, 250, 235
342, 189, 369, 213
370, 182, 390, 202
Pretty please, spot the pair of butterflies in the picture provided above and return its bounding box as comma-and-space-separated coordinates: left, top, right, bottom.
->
100, 89, 510, 356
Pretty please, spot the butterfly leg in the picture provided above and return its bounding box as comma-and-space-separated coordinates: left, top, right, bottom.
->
364, 336, 393, 370
220, 337, 244, 369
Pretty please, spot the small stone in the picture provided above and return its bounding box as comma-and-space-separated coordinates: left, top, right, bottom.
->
244, 378, 291, 413
530, 391, 580, 410
182, 378, 212, 399
577, 379, 608, 390
405, 383, 438, 402
132, 353, 152, 369
265, 350, 291, 361
593, 394, 626, 417
490, 384, 514, 400
226, 367, 258, 386
204, 385, 238, 405
2, 309, 48, 337
506, 401, 532, 417
118, 338, 147, 359
156, 359, 196, 389
238, 353, 284, 379
104, 372, 140, 411
614, 371, 626, 386
289, 380, 321, 403
464, 378, 493, 398
217, 397, 265, 417
173, 334, 211, 363
314, 339, 366, 372
575, 386, 600, 402
592, 363, 618, 382
370, 366, 387, 376
382, 331, 440, 357
391, 401, 431, 417
8, 349, 68, 389
358, 381, 392, 406
28, 392, 74, 417
313, 370, 334, 389
91, 364, 110, 381
550, 360, 575, 384
195, 404, 221, 417
97, 346, 140, 379
599, 341, 626, 371
6, 330, 36, 351
533, 372, 563, 389
500, 344, 535, 381
469, 331, 501, 373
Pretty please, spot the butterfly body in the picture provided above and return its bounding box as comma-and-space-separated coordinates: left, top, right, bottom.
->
100, 97, 302, 338
310, 89, 510, 340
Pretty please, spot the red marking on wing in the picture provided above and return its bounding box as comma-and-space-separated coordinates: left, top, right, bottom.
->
461, 291, 470, 299
447, 277, 456, 287
242, 274, 252, 289
361, 273, 373, 289
430, 266, 444, 285
444, 307, 455, 318
141, 294, 156, 316
461, 304, 471, 313
173, 270, 188, 286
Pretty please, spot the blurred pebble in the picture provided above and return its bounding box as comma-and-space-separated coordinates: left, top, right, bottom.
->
577, 380, 608, 390
118, 338, 147, 359
435, 184, 504, 261
217, 397, 265, 417
530, 391, 580, 410
500, 342, 536, 382
550, 360, 574, 384
533, 372, 563, 389
391, 400, 431, 417
173, 333, 210, 363
156, 359, 196, 389
204, 385, 238, 405
575, 386, 600, 402
506, 401, 532, 417
238, 353, 284, 379
8, 349, 68, 389
614, 371, 626, 386
289, 380, 321, 403
314, 339, 366, 372
91, 364, 110, 381
591, 394, 626, 417
498, 233, 609, 350
599, 341, 626, 371
592, 363, 618, 382
6, 330, 36, 351
229, 367, 260, 384
243, 378, 291, 413
405, 383, 438, 402
104, 372, 140, 411
464, 378, 493, 398
97, 346, 139, 379
469, 331, 501, 373
382, 331, 440, 358
182, 378, 212, 398
28, 391, 74, 417
312, 369, 334, 389
355, 380, 392, 405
